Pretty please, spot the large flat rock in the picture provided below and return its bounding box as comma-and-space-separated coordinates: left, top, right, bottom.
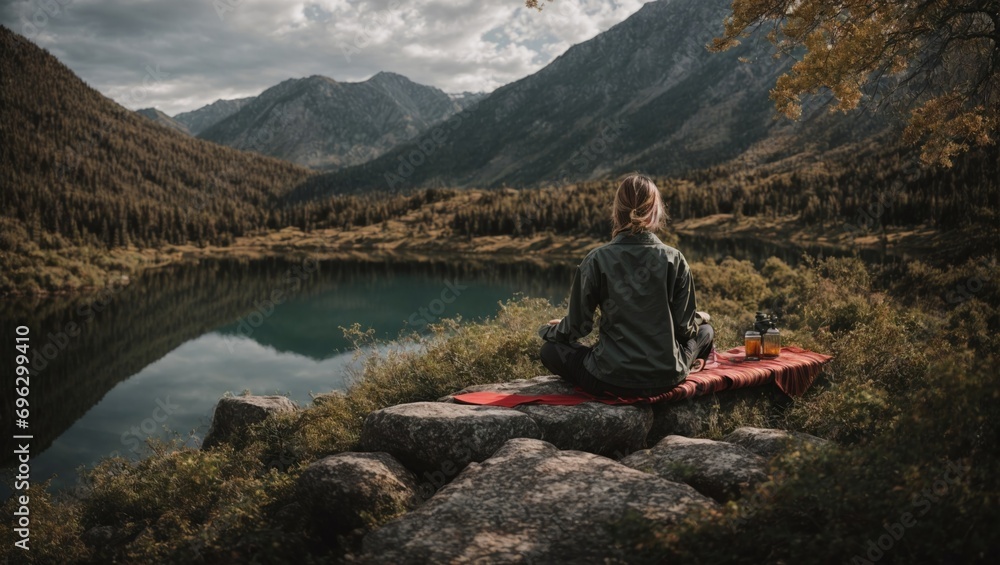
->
360, 402, 541, 478
621, 435, 768, 503
514, 402, 652, 458
447, 376, 652, 458
359, 438, 717, 564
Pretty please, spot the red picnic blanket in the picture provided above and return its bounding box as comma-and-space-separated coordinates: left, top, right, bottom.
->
452, 346, 832, 407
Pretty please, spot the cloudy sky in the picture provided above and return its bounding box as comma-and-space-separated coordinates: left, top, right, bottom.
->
2, 0, 648, 115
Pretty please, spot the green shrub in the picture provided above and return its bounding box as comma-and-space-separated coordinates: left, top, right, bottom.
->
692, 258, 771, 314
73, 441, 304, 564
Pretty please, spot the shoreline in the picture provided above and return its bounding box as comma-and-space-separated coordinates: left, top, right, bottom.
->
672, 214, 951, 258
2, 216, 952, 298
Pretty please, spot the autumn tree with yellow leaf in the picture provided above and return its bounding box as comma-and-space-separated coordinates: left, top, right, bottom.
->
527, 0, 999, 167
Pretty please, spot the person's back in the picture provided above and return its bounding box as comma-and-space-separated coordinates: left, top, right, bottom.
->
538, 174, 713, 397
584, 231, 695, 388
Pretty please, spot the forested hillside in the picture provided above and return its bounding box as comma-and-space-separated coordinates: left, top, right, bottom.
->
0, 26, 314, 252
136, 108, 191, 136
0, 27, 446, 292
447, 136, 999, 261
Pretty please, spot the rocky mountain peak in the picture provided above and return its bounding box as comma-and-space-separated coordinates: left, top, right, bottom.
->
197, 72, 466, 169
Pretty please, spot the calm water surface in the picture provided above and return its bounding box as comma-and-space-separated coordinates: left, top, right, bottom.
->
0, 258, 572, 495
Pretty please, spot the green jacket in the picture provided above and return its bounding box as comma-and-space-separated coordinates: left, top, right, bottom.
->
538, 231, 699, 389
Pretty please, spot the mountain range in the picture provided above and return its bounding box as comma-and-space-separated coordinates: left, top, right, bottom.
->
134, 76, 485, 170
123, 0, 890, 195
174, 96, 254, 135
198, 72, 474, 169
136, 99, 252, 137
292, 0, 804, 196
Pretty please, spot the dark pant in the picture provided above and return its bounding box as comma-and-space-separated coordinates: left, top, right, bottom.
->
539, 324, 714, 397
680, 323, 715, 368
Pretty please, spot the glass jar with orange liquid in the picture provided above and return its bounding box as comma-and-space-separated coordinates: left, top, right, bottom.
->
744, 330, 762, 361
763, 322, 781, 358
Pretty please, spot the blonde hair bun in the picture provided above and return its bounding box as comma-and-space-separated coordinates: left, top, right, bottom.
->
612, 174, 666, 237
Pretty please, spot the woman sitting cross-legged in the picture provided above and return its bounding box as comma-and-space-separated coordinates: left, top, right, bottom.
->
538, 173, 714, 398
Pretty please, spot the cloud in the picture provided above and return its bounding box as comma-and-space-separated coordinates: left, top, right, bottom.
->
0, 0, 647, 115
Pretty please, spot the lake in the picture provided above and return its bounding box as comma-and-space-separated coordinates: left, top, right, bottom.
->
0, 236, 891, 497
0, 257, 575, 496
